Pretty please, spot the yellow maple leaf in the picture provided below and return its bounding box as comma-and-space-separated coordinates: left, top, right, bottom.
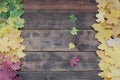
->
105, 14, 119, 25
105, 16, 116, 25
104, 9, 120, 25
96, 0, 107, 8
68, 42, 75, 50
110, 9, 120, 18
92, 23, 113, 42
97, 50, 110, 62
98, 60, 110, 78
96, 8, 106, 23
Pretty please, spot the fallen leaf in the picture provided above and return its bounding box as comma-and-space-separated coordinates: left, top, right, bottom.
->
70, 27, 78, 35
69, 56, 80, 66
68, 42, 75, 50
69, 14, 77, 23
92, 23, 113, 42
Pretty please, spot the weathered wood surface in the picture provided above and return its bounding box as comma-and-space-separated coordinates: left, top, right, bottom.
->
22, 30, 99, 51
23, 0, 97, 11
20, 0, 100, 80
19, 71, 101, 80
23, 11, 96, 30
21, 52, 99, 71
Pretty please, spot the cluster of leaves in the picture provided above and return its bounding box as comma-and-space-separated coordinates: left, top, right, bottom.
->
68, 15, 80, 67
0, 0, 24, 29
0, 58, 22, 80
0, 27, 25, 62
68, 14, 78, 50
0, 0, 25, 80
92, 0, 120, 80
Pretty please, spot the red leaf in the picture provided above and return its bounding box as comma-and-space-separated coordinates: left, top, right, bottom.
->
69, 56, 80, 66
0, 58, 22, 80
6, 57, 22, 70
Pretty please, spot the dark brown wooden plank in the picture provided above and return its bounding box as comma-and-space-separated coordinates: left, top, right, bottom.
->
23, 0, 97, 11
19, 71, 101, 80
23, 11, 96, 30
22, 30, 98, 51
21, 52, 99, 71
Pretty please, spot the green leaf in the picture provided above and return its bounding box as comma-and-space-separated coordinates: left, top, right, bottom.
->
70, 27, 78, 35
69, 14, 77, 23
0, 1, 8, 13
10, 10, 24, 17
14, 18, 25, 28
16, 4, 23, 10
8, 3, 16, 11
68, 42, 76, 50
15, 0, 22, 4
0, 13, 8, 19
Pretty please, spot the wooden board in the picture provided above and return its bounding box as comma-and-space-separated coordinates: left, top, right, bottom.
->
19, 71, 101, 80
20, 0, 101, 80
23, 11, 96, 30
22, 30, 99, 51
21, 52, 99, 71
23, 0, 97, 11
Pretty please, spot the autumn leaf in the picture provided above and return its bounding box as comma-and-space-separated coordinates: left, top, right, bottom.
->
92, 23, 113, 42
0, 60, 22, 80
69, 56, 80, 66
70, 27, 78, 35
106, 15, 119, 25
96, 8, 106, 23
10, 10, 24, 17
69, 14, 77, 23
68, 42, 75, 50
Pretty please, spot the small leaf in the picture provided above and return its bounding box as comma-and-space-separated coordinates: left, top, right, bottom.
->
70, 27, 78, 35
69, 14, 77, 23
68, 42, 75, 50
14, 18, 25, 28
69, 56, 80, 66
10, 10, 24, 17
0, 60, 22, 80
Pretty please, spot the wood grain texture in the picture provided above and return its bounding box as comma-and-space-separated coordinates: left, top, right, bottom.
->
23, 0, 97, 11
21, 0, 99, 79
19, 71, 101, 80
21, 52, 99, 71
23, 11, 96, 30
22, 30, 99, 51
